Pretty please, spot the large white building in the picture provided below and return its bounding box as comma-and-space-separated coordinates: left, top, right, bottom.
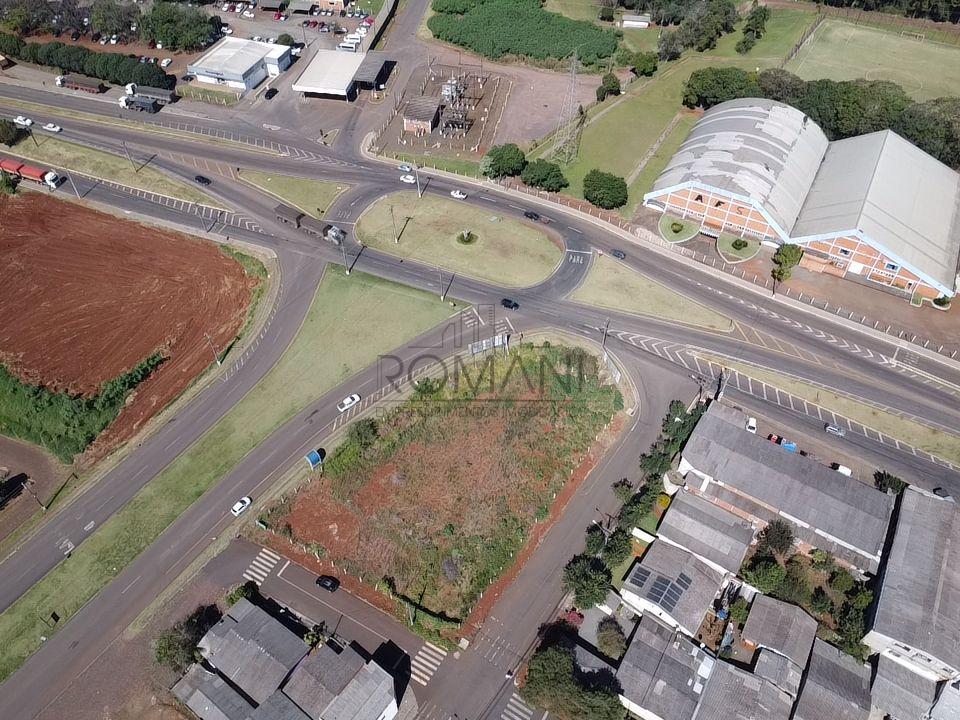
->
187, 37, 291, 93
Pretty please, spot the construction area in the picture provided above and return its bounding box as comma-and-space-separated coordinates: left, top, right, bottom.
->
373, 60, 511, 162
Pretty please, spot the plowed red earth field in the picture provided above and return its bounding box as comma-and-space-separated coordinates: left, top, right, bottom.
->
0, 193, 256, 462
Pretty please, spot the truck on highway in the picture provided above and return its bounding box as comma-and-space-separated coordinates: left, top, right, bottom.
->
124, 83, 177, 105
118, 94, 160, 113
0, 158, 61, 188
55, 74, 106, 93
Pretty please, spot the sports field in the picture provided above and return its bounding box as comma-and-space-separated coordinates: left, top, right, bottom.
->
787, 19, 960, 100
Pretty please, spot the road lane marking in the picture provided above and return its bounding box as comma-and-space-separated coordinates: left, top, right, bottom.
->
120, 575, 141, 594
274, 571, 390, 642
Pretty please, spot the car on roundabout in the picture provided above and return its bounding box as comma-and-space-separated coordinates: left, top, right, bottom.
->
399, 174, 416, 184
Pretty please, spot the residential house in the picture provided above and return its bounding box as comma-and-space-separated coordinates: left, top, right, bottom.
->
864, 486, 960, 719
678, 403, 894, 575
793, 638, 871, 720
740, 595, 817, 699
620, 540, 725, 639
690, 658, 793, 720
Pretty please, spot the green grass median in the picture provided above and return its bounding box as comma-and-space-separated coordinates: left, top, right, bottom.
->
0, 267, 452, 682
239, 171, 348, 218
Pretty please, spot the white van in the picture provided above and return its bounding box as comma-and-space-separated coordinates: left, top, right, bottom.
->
337, 41, 358, 51
345, 32, 361, 43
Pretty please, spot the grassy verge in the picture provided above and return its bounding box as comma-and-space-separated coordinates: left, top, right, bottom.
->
356, 191, 563, 287
176, 85, 239, 106
217, 245, 268, 343
658, 214, 700, 242
701, 355, 960, 465
571, 255, 732, 332
384, 151, 482, 178
717, 233, 760, 262
0, 267, 452, 682
627, 113, 697, 205
239, 171, 348, 218
12, 135, 214, 204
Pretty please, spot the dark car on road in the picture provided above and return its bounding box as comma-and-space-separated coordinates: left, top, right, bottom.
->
610, 249, 626, 259
316, 575, 340, 592
501, 298, 519, 310
194, 175, 212, 186
264, 88, 279, 100
523, 210, 540, 222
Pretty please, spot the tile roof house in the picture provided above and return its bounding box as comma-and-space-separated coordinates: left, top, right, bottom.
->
620, 540, 725, 638
174, 599, 398, 720
678, 403, 894, 574
690, 658, 793, 720
793, 639, 871, 720
657, 489, 756, 576
616, 615, 715, 720
741, 595, 817, 698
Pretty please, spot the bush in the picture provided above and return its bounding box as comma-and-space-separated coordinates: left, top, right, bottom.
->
728, 597, 750, 626
829, 569, 856, 595
0, 171, 15, 196
743, 557, 786, 594
934, 296, 952, 307
874, 470, 907, 494
670, 221, 683, 234
225, 580, 259, 606
810, 587, 833, 615
583, 169, 628, 209
0, 118, 18, 146
347, 417, 379, 450
757, 519, 794, 556
731, 238, 748, 250
631, 50, 657, 77
598, 6, 614, 21
596, 617, 627, 658
520, 159, 568, 192
481, 143, 526, 178
810, 549, 835, 572
562, 554, 611, 608
276, 33, 295, 46
596, 72, 621, 101
154, 604, 222, 674
774, 555, 812, 606
522, 645, 625, 720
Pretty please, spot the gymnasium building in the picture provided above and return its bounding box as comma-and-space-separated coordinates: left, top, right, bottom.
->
644, 98, 960, 302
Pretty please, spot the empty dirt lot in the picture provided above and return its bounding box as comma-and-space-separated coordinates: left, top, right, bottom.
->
0, 193, 257, 462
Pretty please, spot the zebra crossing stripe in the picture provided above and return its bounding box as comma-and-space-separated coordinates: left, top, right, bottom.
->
503, 694, 533, 720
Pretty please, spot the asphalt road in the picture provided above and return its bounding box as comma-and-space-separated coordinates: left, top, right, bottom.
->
1, 7, 960, 715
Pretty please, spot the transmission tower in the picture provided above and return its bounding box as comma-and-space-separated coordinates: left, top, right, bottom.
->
549, 51, 582, 165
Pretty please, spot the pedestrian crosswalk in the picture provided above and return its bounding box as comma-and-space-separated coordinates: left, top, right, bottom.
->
410, 641, 447, 686
242, 547, 281, 586
502, 692, 534, 720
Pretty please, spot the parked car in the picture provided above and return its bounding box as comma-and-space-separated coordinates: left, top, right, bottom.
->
181, 74, 194, 81
13, 116, 33, 127
523, 210, 540, 221
316, 575, 340, 592
223, 27, 234, 34
501, 298, 519, 310
745, 417, 757, 434
767, 433, 781, 444
230, 496, 252, 516
824, 423, 846, 437
70, 30, 81, 41
610, 249, 626, 259
337, 393, 361, 412
41, 123, 62, 133
242, 9, 255, 17
831, 463, 853, 476
399, 174, 416, 184
264, 87, 279, 99
450, 189, 467, 199
194, 175, 212, 185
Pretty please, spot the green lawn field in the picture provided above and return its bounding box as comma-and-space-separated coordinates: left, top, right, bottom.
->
240, 170, 348, 218
786, 19, 960, 99
356, 191, 563, 287
543, 0, 602, 22
0, 267, 452, 683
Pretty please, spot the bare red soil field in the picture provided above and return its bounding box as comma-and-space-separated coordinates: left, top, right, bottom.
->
0, 193, 256, 462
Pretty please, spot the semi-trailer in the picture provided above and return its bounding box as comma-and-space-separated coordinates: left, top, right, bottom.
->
118, 95, 160, 113
0, 158, 61, 188
55, 75, 106, 93
124, 83, 176, 105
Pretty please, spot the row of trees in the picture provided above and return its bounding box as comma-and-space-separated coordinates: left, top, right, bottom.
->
735, 1, 771, 54
481, 144, 571, 192
820, 0, 959, 23
657, 0, 739, 60
683, 67, 960, 170
0, 31, 173, 86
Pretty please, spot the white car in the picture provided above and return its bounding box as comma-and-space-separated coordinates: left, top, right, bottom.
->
13, 116, 33, 127
243, 9, 255, 17
337, 394, 361, 412
252, 34, 263, 41
745, 417, 757, 434
357, 26, 367, 36
223, 27, 234, 33
832, 464, 853, 477
398, 163, 412, 172
450, 189, 467, 199
230, 496, 252, 516
267, 36, 276, 43
41, 123, 62, 133
399, 174, 416, 184
160, 57, 172, 67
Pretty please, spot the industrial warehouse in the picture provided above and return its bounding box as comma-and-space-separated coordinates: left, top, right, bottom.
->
644, 98, 960, 302
187, 37, 292, 93
291, 50, 390, 100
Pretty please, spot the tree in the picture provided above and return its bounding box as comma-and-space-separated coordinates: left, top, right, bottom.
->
154, 604, 221, 674
728, 597, 750, 626
91, 0, 129, 36
631, 50, 657, 77
683, 66, 759, 109
618, 483, 658, 529
598, 6, 614, 21
743, 557, 786, 594
596, 617, 627, 658
810, 587, 833, 615
772, 243, 802, 287
584, 524, 607, 555
612, 479, 634, 504
480, 143, 526, 178
810, 549, 835, 572
0, 170, 15, 196
276, 33, 295, 46
835, 603, 868, 660
562, 554, 611, 608
657, 28, 685, 61
583, 169, 627, 209
596, 72, 621, 101
735, 32, 756, 54
874, 470, 907, 494
757, 519, 794, 556
774, 555, 812, 606
225, 580, 258, 606
522, 645, 625, 720
0, 118, 19, 146
600, 527, 632, 569
141, 2, 211, 51
829, 569, 856, 595
0, 32, 24, 58
520, 159, 568, 192
757, 68, 806, 106
347, 417, 379, 450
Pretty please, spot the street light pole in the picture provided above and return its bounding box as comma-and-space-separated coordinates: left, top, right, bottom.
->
204, 333, 222, 367
341, 243, 350, 275
66, 173, 81, 199
390, 204, 398, 243
414, 164, 423, 198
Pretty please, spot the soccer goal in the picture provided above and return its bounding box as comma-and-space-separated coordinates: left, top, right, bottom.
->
901, 31, 926, 41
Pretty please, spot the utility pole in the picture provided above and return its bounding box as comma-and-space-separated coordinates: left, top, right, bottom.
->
204, 333, 222, 367
601, 318, 610, 351
28, 128, 38, 148
66, 173, 81, 199
22, 478, 47, 512
438, 266, 444, 301
341, 242, 350, 275
414, 164, 423, 198
120, 141, 137, 173
390, 204, 398, 243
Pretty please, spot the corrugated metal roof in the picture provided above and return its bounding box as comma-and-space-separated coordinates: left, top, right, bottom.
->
692, 660, 793, 720
657, 489, 755, 574
650, 98, 829, 236
403, 95, 441, 123
742, 595, 817, 671
871, 652, 940, 720
793, 639, 871, 720
792, 130, 960, 292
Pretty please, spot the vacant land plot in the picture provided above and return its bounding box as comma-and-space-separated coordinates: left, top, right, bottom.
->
571, 255, 733, 331
628, 113, 697, 207
240, 171, 348, 218
356, 192, 563, 287
266, 344, 622, 628
544, 0, 602, 22
0, 193, 255, 461
703, 355, 960, 464
12, 136, 213, 203
0, 267, 452, 683
787, 20, 960, 99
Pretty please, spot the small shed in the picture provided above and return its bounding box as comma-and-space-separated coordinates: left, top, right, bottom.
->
259, 0, 285, 10
403, 95, 442, 134
288, 0, 316, 13
274, 203, 304, 226
621, 13, 651, 28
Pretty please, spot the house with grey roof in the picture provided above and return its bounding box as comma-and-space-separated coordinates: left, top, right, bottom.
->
173, 599, 398, 720
657, 489, 756, 576
864, 486, 960, 719
690, 658, 793, 720
678, 403, 894, 575
793, 639, 871, 720
620, 540, 725, 639
740, 595, 817, 698
616, 614, 715, 720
